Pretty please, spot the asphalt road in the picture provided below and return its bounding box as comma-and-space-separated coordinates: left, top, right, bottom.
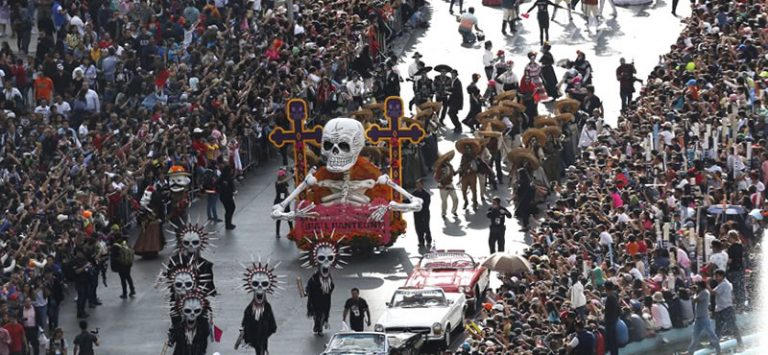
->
43, 0, 689, 353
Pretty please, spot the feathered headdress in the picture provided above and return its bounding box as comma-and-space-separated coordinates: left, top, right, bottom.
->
299, 230, 351, 270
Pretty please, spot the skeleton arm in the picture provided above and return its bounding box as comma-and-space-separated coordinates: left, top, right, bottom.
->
271, 167, 319, 221
369, 175, 423, 221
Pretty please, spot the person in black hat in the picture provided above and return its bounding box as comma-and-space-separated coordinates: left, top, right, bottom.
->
487, 196, 511, 253
448, 69, 464, 134
411, 178, 432, 247
433, 65, 453, 124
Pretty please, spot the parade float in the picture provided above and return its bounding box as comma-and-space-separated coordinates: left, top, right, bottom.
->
269, 97, 426, 251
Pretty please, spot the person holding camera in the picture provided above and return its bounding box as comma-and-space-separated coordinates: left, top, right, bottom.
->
486, 197, 511, 253
72, 321, 98, 355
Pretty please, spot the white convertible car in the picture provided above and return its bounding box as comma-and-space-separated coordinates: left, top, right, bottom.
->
374, 287, 466, 350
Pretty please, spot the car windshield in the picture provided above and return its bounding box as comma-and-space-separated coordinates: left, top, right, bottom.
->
328, 333, 386, 353
419, 252, 474, 269
391, 289, 448, 308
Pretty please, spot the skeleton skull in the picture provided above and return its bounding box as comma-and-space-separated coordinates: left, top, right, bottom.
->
250, 272, 271, 302
172, 271, 196, 296
315, 245, 336, 276
140, 187, 153, 209
321, 118, 365, 173
169, 174, 191, 193
180, 231, 202, 255
181, 297, 203, 322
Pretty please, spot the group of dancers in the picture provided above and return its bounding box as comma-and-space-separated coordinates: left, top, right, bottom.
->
157, 216, 347, 355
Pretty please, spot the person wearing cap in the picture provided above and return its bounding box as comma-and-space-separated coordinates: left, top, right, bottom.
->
487, 196, 511, 253
407, 52, 424, 80
411, 178, 432, 247
433, 67, 452, 125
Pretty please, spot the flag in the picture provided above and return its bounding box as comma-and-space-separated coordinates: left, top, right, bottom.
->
213, 325, 223, 343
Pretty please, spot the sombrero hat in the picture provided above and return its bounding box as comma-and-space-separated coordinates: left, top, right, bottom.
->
543, 126, 562, 138
522, 128, 547, 147
306, 148, 321, 167
498, 100, 525, 112
533, 116, 559, 128
363, 102, 384, 111
491, 105, 515, 116
403, 117, 423, 128
478, 117, 507, 132
455, 138, 483, 155
418, 101, 442, 112
361, 146, 382, 162
494, 90, 517, 103
434, 150, 455, 169
554, 98, 581, 114
350, 109, 374, 121
476, 110, 498, 121
507, 148, 540, 171
414, 108, 434, 121
553, 113, 575, 123
476, 128, 503, 138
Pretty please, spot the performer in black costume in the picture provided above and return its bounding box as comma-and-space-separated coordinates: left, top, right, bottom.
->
300, 234, 350, 336
540, 44, 560, 99
167, 222, 217, 296
526, 0, 564, 46
168, 290, 211, 355
274, 168, 293, 238
237, 259, 280, 355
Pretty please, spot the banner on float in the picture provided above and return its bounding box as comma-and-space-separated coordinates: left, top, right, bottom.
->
294, 199, 392, 245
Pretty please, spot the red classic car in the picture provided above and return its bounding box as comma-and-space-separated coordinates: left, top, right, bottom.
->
404, 250, 490, 314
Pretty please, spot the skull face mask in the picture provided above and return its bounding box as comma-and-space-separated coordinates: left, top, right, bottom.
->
140, 186, 154, 209
250, 272, 271, 303
168, 165, 192, 193
181, 231, 201, 255
321, 118, 365, 173
181, 297, 203, 322
172, 271, 196, 296
314, 245, 336, 277
174, 223, 211, 256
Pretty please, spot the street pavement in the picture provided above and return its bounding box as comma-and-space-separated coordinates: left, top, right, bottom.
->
48, 1, 690, 354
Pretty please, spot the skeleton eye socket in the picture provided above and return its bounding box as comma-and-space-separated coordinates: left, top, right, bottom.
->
317, 255, 326, 262
260, 281, 270, 287
194, 309, 202, 314
183, 308, 193, 314
323, 142, 334, 151
338, 142, 350, 152
326, 255, 335, 263
184, 281, 193, 288
174, 282, 183, 288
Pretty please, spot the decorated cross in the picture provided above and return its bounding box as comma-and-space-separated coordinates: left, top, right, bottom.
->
365, 97, 427, 219
268, 99, 323, 199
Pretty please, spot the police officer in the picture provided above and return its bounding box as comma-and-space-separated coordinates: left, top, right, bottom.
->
486, 196, 511, 253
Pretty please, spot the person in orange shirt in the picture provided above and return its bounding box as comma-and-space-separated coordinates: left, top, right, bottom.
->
33, 72, 54, 102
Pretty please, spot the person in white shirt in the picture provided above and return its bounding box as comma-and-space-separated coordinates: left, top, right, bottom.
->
69, 14, 85, 35
53, 95, 71, 118
80, 82, 100, 113
482, 41, 496, 80
345, 74, 365, 111
659, 123, 674, 146
34, 100, 51, 122
407, 52, 424, 80
650, 292, 672, 330
709, 240, 728, 271
569, 273, 587, 317
626, 262, 644, 280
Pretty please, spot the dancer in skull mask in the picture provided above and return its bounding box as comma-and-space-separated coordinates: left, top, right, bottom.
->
167, 222, 217, 296
301, 232, 350, 336
167, 289, 211, 355
237, 259, 280, 355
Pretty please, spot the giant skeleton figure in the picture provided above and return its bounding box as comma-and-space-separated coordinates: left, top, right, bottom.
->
301, 232, 350, 336
271, 117, 423, 221
236, 259, 280, 355
167, 289, 211, 355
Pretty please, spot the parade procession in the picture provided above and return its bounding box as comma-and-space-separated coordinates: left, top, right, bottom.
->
0, 0, 768, 353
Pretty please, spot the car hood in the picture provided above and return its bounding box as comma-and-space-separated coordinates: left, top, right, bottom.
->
405, 268, 477, 290
377, 306, 451, 328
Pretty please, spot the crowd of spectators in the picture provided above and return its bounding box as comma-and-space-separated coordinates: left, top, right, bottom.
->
0, 0, 429, 352
457, 0, 768, 354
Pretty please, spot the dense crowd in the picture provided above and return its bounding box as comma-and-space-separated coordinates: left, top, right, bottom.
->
0, 0, 430, 352
455, 0, 768, 354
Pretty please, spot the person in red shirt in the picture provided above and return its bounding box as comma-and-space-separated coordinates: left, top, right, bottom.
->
3, 314, 26, 355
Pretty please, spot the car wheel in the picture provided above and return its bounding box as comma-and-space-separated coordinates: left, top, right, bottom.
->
443, 324, 451, 350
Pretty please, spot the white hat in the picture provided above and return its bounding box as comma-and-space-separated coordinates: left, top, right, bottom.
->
193, 128, 204, 134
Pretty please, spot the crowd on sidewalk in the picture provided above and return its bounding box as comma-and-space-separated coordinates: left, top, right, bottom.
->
0, 0, 433, 353
452, 0, 768, 354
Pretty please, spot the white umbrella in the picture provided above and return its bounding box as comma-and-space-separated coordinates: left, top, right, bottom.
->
482, 253, 533, 274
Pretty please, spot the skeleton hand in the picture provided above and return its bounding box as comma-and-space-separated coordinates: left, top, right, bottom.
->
271, 203, 319, 220
368, 204, 390, 222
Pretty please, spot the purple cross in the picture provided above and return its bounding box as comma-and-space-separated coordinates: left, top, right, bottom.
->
268, 99, 323, 148
366, 97, 426, 144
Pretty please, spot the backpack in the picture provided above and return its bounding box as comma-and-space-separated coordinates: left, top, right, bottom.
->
116, 243, 134, 266
202, 169, 217, 192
